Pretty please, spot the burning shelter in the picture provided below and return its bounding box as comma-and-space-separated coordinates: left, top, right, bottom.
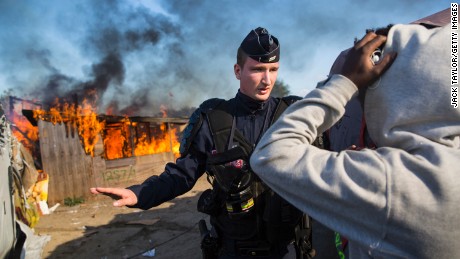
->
6, 96, 188, 205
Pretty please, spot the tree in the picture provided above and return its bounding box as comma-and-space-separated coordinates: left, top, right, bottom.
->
271, 79, 290, 98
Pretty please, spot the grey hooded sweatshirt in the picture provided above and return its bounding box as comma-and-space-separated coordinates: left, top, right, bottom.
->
250, 24, 460, 258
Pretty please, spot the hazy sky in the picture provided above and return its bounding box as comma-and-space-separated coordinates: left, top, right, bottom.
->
0, 0, 451, 116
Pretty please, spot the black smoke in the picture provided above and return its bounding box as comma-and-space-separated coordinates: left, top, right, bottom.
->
0, 0, 448, 115
3, 0, 196, 117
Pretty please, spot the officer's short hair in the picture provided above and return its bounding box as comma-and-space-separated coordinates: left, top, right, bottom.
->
236, 47, 249, 68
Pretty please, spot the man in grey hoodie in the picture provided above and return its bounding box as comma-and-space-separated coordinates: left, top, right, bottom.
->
250, 23, 460, 258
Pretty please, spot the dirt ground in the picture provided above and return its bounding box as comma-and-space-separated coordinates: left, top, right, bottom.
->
34, 175, 211, 259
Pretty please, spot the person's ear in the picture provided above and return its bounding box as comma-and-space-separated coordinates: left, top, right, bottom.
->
234, 64, 241, 80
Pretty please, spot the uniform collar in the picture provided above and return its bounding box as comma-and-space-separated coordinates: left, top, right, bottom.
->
236, 91, 269, 113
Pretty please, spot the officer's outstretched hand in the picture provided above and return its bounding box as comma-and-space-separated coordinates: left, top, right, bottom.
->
90, 187, 138, 207
340, 32, 397, 89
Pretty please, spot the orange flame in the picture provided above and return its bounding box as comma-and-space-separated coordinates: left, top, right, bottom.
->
7, 94, 181, 161
134, 124, 180, 157
76, 100, 105, 156
14, 97, 182, 160
104, 127, 127, 159
10, 114, 39, 151
103, 119, 131, 160
7, 99, 40, 153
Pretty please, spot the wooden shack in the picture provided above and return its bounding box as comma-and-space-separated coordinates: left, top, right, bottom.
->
37, 116, 188, 205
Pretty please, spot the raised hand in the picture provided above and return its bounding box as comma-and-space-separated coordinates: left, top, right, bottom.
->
340, 32, 397, 89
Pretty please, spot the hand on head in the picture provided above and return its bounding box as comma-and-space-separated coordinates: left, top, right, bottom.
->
340, 32, 397, 89
90, 187, 138, 207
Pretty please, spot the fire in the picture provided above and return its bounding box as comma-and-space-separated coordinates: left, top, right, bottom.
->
10, 113, 39, 151
76, 100, 105, 156
134, 123, 179, 157
103, 120, 181, 160
31, 98, 106, 157
6, 98, 40, 154
103, 119, 131, 160
6, 97, 182, 161
104, 127, 127, 159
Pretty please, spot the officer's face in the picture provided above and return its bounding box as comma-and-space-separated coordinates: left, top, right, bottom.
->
234, 58, 279, 101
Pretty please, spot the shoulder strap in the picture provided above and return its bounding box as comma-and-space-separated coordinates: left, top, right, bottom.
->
206, 100, 233, 138
179, 98, 225, 157
206, 99, 252, 153
206, 99, 233, 153
200, 98, 226, 111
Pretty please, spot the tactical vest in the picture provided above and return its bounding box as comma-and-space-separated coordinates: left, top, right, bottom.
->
198, 96, 313, 252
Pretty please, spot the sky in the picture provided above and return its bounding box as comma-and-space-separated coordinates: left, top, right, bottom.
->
0, 0, 452, 116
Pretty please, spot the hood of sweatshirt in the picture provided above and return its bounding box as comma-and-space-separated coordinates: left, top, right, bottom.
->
364, 24, 460, 150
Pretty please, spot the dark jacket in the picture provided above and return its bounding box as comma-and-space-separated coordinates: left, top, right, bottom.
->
127, 91, 282, 219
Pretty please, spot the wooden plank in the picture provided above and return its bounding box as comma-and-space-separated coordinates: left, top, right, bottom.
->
38, 120, 59, 205
39, 121, 94, 205
67, 121, 85, 201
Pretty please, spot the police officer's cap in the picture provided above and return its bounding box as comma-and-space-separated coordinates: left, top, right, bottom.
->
240, 27, 280, 63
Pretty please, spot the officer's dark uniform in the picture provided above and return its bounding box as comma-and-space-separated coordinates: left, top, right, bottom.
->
126, 28, 313, 259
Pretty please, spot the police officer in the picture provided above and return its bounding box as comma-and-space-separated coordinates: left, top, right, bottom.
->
91, 27, 314, 258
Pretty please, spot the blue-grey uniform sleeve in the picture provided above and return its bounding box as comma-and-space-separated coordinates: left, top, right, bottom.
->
127, 107, 213, 210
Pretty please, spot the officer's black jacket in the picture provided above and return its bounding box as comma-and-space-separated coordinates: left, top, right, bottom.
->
127, 91, 282, 212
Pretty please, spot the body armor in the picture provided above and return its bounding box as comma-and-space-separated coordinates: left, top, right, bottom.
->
196, 96, 315, 258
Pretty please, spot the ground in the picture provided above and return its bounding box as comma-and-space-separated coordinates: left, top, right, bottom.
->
34, 175, 211, 259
